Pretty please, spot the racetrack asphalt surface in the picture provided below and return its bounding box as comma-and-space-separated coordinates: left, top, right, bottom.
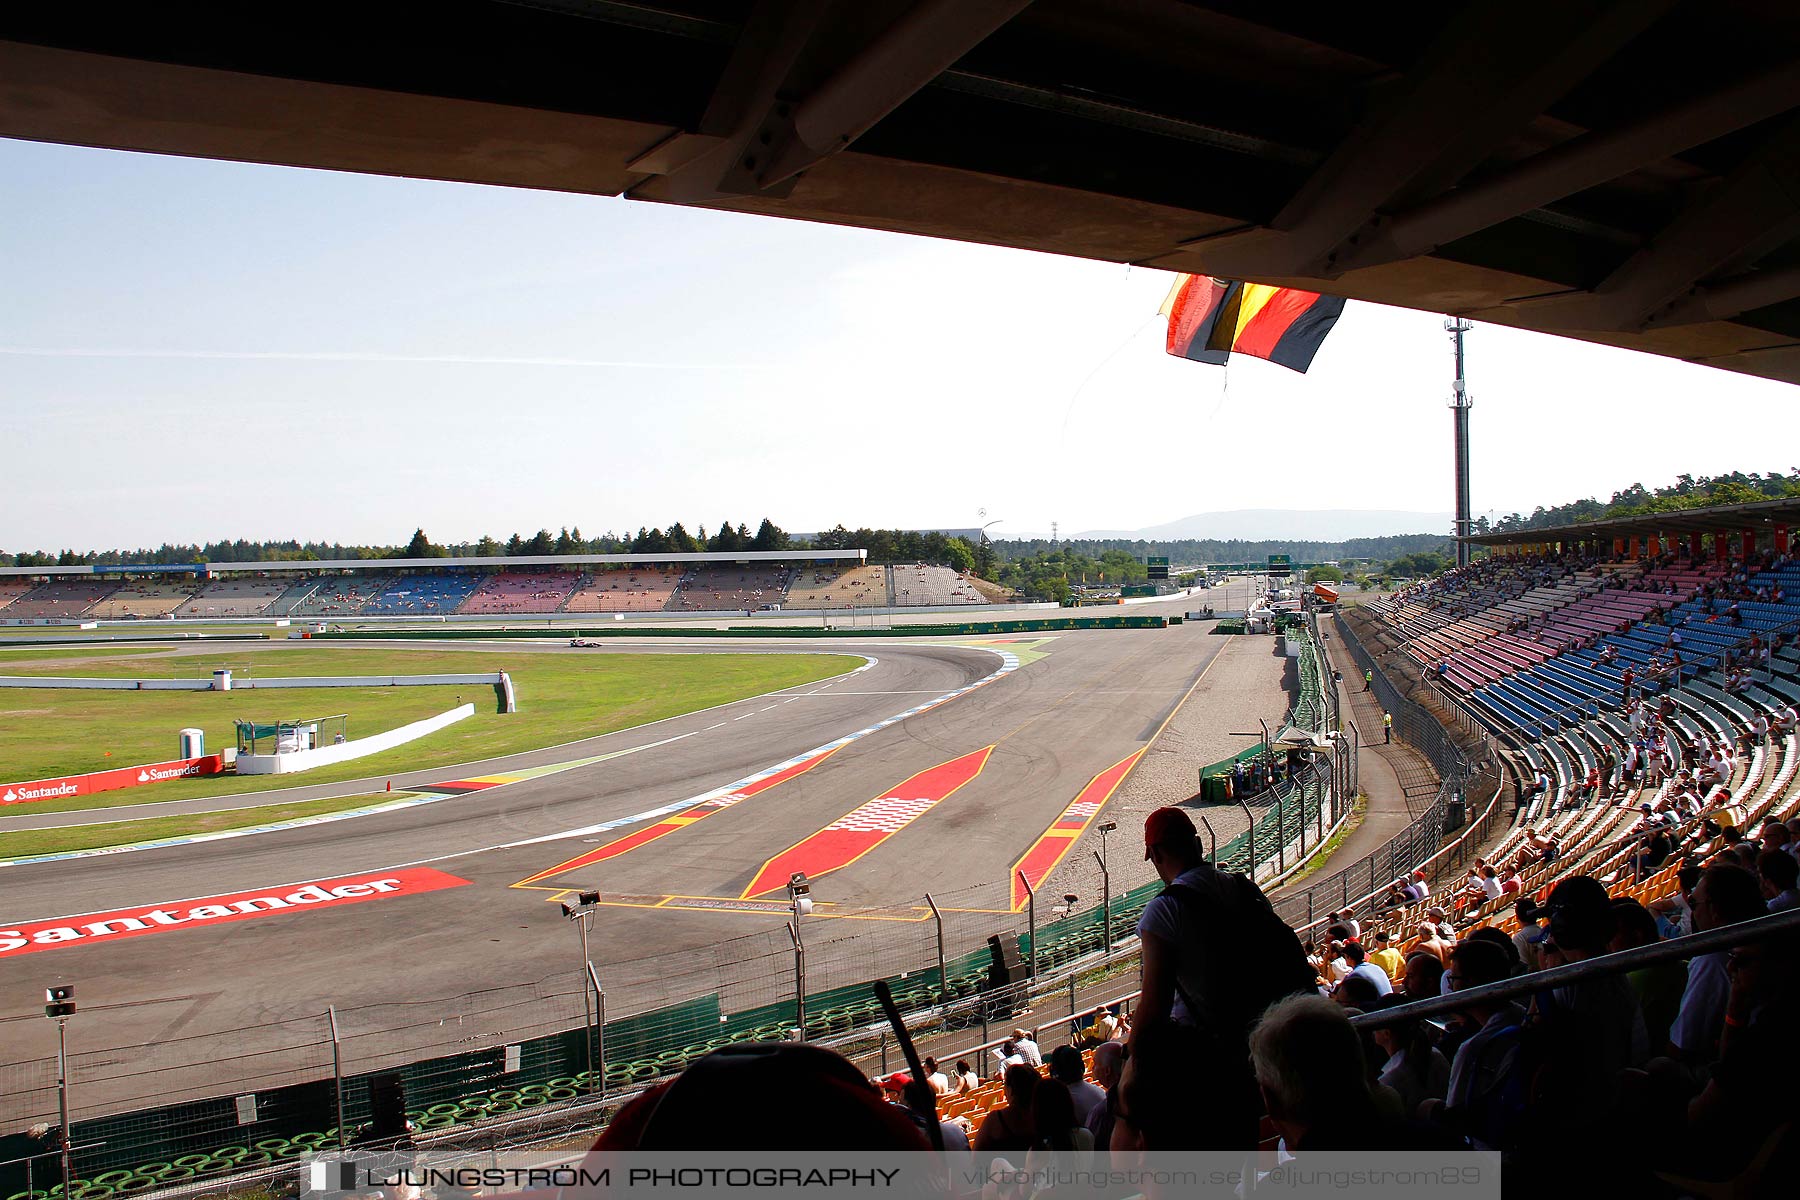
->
0, 595, 1232, 1114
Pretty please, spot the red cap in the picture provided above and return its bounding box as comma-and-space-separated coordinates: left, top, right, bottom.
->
880, 1072, 911, 1091
1144, 806, 1197, 859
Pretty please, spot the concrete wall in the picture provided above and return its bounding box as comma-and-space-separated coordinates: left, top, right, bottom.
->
0, 672, 505, 691
236, 703, 476, 775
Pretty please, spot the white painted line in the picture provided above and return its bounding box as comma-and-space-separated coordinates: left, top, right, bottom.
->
785, 690, 944, 696
471, 648, 1021, 855
0, 731, 695, 870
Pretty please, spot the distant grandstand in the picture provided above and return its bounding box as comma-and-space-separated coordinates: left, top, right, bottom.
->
0, 550, 1002, 622
1356, 501, 1800, 931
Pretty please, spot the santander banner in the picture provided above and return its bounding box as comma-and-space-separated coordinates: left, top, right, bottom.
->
1, 754, 228, 805
0, 868, 472, 958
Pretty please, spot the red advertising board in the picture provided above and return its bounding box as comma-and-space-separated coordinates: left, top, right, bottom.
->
0, 868, 473, 958
1, 754, 228, 805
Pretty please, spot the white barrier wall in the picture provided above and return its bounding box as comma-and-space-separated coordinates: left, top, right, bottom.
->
0, 672, 506, 691
236, 703, 476, 775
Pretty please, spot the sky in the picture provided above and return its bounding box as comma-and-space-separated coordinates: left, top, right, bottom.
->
3, 137, 1797, 552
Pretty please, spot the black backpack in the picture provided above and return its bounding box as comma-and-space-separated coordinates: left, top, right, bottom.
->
1157, 867, 1319, 1044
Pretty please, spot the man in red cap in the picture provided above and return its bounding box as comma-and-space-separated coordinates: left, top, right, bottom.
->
1132, 805, 1315, 1148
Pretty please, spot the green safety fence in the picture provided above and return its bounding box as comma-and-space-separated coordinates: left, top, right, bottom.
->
44, 944, 1012, 1184
43, 764, 1335, 1188
1288, 630, 1326, 731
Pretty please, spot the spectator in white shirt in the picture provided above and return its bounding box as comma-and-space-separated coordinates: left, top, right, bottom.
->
922, 1056, 950, 1096
1048, 1045, 1106, 1127
1009, 1029, 1041, 1068
1667, 863, 1766, 1064
1760, 849, 1800, 912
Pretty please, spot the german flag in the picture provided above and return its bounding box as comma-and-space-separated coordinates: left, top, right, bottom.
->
1160, 274, 1345, 373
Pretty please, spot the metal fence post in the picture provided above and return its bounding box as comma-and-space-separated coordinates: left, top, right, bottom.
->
925, 893, 947, 1003
1237, 799, 1255, 872
327, 1005, 346, 1148
1017, 871, 1038, 980
787, 921, 806, 1040
1275, 790, 1287, 873
1093, 850, 1112, 954
55, 1014, 71, 1192
586, 961, 606, 1095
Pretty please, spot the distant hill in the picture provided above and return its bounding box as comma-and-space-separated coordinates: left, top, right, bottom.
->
1073, 509, 1451, 541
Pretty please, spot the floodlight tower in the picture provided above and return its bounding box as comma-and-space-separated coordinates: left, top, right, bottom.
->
1446, 317, 1474, 569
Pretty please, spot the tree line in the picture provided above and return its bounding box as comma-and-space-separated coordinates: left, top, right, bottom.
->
1, 519, 987, 572
990, 532, 1455, 564
1483, 470, 1800, 534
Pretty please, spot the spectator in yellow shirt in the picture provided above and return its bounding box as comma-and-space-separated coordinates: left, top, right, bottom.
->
1367, 929, 1407, 981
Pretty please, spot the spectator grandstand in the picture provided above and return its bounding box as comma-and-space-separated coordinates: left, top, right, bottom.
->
890, 563, 984, 606
1, 579, 119, 619
87, 578, 199, 618
174, 577, 290, 618
666, 566, 791, 611
0, 578, 38, 612
461, 570, 580, 614
920, 564, 1800, 1175
562, 568, 683, 612
1377, 549, 1799, 748
359, 572, 485, 615
781, 564, 889, 609
269, 574, 388, 617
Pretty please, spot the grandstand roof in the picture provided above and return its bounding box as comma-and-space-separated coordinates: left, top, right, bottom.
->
1466, 493, 1800, 547
0, 550, 866, 578
3, 3, 1798, 382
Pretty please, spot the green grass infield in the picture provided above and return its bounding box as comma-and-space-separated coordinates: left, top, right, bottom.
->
0, 646, 857, 813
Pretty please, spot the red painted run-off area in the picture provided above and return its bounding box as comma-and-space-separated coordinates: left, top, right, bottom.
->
742, 746, 994, 899
1, 754, 228, 805
514, 749, 838, 886
1010, 749, 1144, 911
0, 868, 470, 959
